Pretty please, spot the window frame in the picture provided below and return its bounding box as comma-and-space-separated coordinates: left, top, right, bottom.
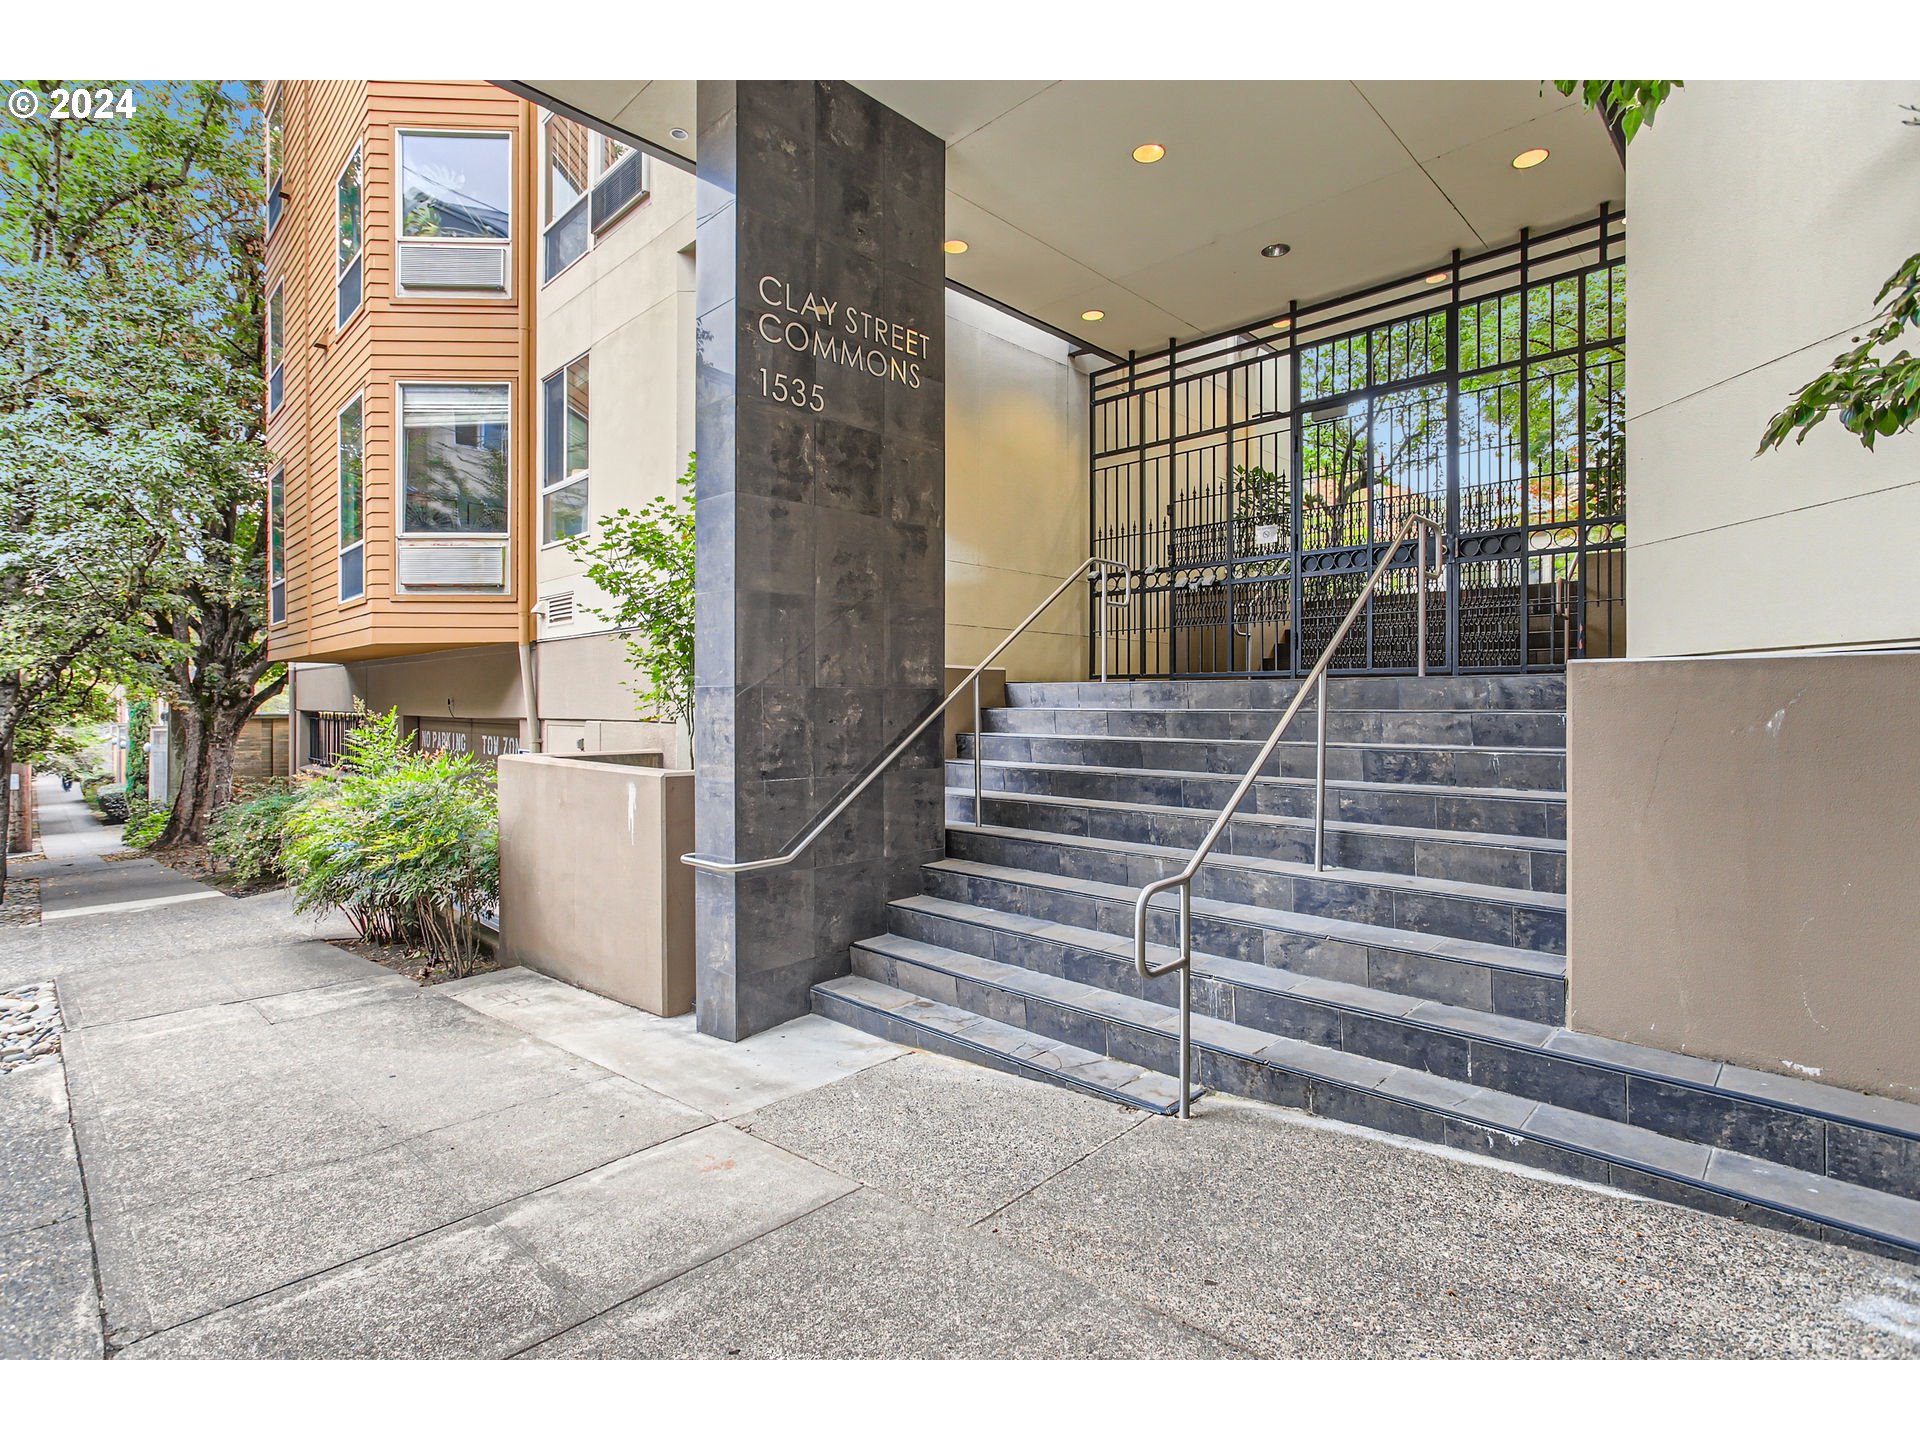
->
539, 111, 648, 286
335, 143, 364, 330
266, 281, 285, 415
337, 392, 366, 603
268, 468, 286, 625
393, 126, 515, 300
396, 379, 513, 542
540, 353, 591, 549
264, 89, 285, 235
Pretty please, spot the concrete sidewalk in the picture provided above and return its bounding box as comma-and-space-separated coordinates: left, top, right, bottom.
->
2, 855, 1918, 1358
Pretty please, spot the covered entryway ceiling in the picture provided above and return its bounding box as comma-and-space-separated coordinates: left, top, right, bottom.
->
517, 80, 1623, 356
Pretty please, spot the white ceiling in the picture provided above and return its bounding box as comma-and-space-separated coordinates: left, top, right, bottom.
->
520, 80, 1623, 356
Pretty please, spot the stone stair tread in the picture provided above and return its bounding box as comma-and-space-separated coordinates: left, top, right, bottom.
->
954, 755, 1567, 805
879, 899, 1920, 1141
964, 821, 1569, 912
990, 704, 1567, 719
974, 727, 1566, 757
950, 783, 1568, 854
843, 939, 1920, 1251
928, 856, 1566, 978
814, 974, 1187, 1113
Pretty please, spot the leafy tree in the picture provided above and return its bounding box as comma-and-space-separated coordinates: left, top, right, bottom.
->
0, 80, 280, 870
563, 454, 697, 742
1551, 81, 1683, 160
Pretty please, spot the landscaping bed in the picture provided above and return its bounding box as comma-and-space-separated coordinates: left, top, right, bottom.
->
0, 878, 43, 928
327, 936, 501, 987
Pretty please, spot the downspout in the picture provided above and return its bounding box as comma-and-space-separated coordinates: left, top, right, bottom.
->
518, 635, 542, 754
516, 93, 543, 755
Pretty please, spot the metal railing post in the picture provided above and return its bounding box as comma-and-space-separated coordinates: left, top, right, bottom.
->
1313, 671, 1329, 871
1098, 570, 1110, 685
1417, 526, 1429, 679
1178, 883, 1193, 1120
972, 672, 983, 827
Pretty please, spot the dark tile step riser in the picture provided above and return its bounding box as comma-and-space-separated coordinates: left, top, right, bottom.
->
985, 707, 1566, 749
862, 939, 1920, 1207
830, 958, 1916, 1262
943, 759, 1567, 840
809, 985, 1176, 1114
958, 733, 1566, 792
947, 793, 1567, 895
1006, 676, 1568, 713
945, 827, 1569, 956
904, 880, 1565, 1024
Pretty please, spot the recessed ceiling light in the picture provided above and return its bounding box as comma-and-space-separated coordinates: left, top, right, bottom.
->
943, 239, 970, 255
1270, 318, 1291, 330
1512, 147, 1550, 170
1131, 142, 1166, 164
670, 127, 690, 142
1425, 271, 1450, 285
1081, 309, 1106, 322
1260, 242, 1292, 259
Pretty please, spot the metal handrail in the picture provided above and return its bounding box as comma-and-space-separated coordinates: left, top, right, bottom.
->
1132, 513, 1447, 1118
682, 556, 1130, 877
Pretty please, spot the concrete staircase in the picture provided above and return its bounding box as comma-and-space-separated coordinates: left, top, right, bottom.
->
812, 675, 1920, 1262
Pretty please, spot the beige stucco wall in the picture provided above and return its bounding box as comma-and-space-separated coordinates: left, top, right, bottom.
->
1568, 650, 1920, 1102
497, 753, 694, 1016
945, 289, 1091, 681
1626, 81, 1920, 657
352, 645, 525, 725
532, 155, 698, 755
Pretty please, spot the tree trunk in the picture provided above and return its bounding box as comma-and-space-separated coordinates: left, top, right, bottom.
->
158, 693, 264, 847
0, 733, 13, 902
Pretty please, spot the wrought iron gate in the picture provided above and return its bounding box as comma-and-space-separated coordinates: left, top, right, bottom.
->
1089, 208, 1626, 679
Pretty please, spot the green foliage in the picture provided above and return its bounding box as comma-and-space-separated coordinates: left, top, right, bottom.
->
96, 784, 130, 824
563, 453, 696, 736
123, 697, 153, 809
1551, 81, 1682, 149
1760, 110, 1920, 454
122, 806, 170, 849
0, 81, 276, 855
206, 780, 303, 887
281, 711, 499, 977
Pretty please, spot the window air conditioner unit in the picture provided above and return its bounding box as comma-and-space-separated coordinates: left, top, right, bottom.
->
398, 242, 508, 294
398, 540, 507, 590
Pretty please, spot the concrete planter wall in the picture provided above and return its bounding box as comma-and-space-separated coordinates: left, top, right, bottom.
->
497, 752, 695, 1017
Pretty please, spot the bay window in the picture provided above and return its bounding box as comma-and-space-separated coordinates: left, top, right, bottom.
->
338, 395, 364, 601
265, 92, 285, 233
397, 129, 512, 295
269, 470, 285, 624
400, 383, 510, 536
336, 145, 363, 327
541, 112, 646, 283
541, 356, 590, 544
267, 283, 285, 413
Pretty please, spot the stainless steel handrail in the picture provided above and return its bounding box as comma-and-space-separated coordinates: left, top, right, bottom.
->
682, 556, 1130, 876
1132, 513, 1446, 1118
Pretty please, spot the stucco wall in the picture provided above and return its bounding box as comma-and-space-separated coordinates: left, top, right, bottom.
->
532, 157, 699, 743
944, 289, 1091, 681
1626, 81, 1920, 656
1568, 650, 1920, 1102
497, 753, 694, 1016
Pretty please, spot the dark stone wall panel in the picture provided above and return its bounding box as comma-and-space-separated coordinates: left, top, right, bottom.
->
694, 81, 947, 1040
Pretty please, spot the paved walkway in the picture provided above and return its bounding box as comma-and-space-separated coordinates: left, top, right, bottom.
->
2, 822, 1918, 1358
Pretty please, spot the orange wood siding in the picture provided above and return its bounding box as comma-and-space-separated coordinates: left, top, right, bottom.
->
264, 81, 535, 663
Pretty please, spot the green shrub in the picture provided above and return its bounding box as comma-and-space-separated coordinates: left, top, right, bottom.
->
281, 711, 498, 977
97, 784, 130, 823
122, 807, 170, 848
207, 781, 304, 888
